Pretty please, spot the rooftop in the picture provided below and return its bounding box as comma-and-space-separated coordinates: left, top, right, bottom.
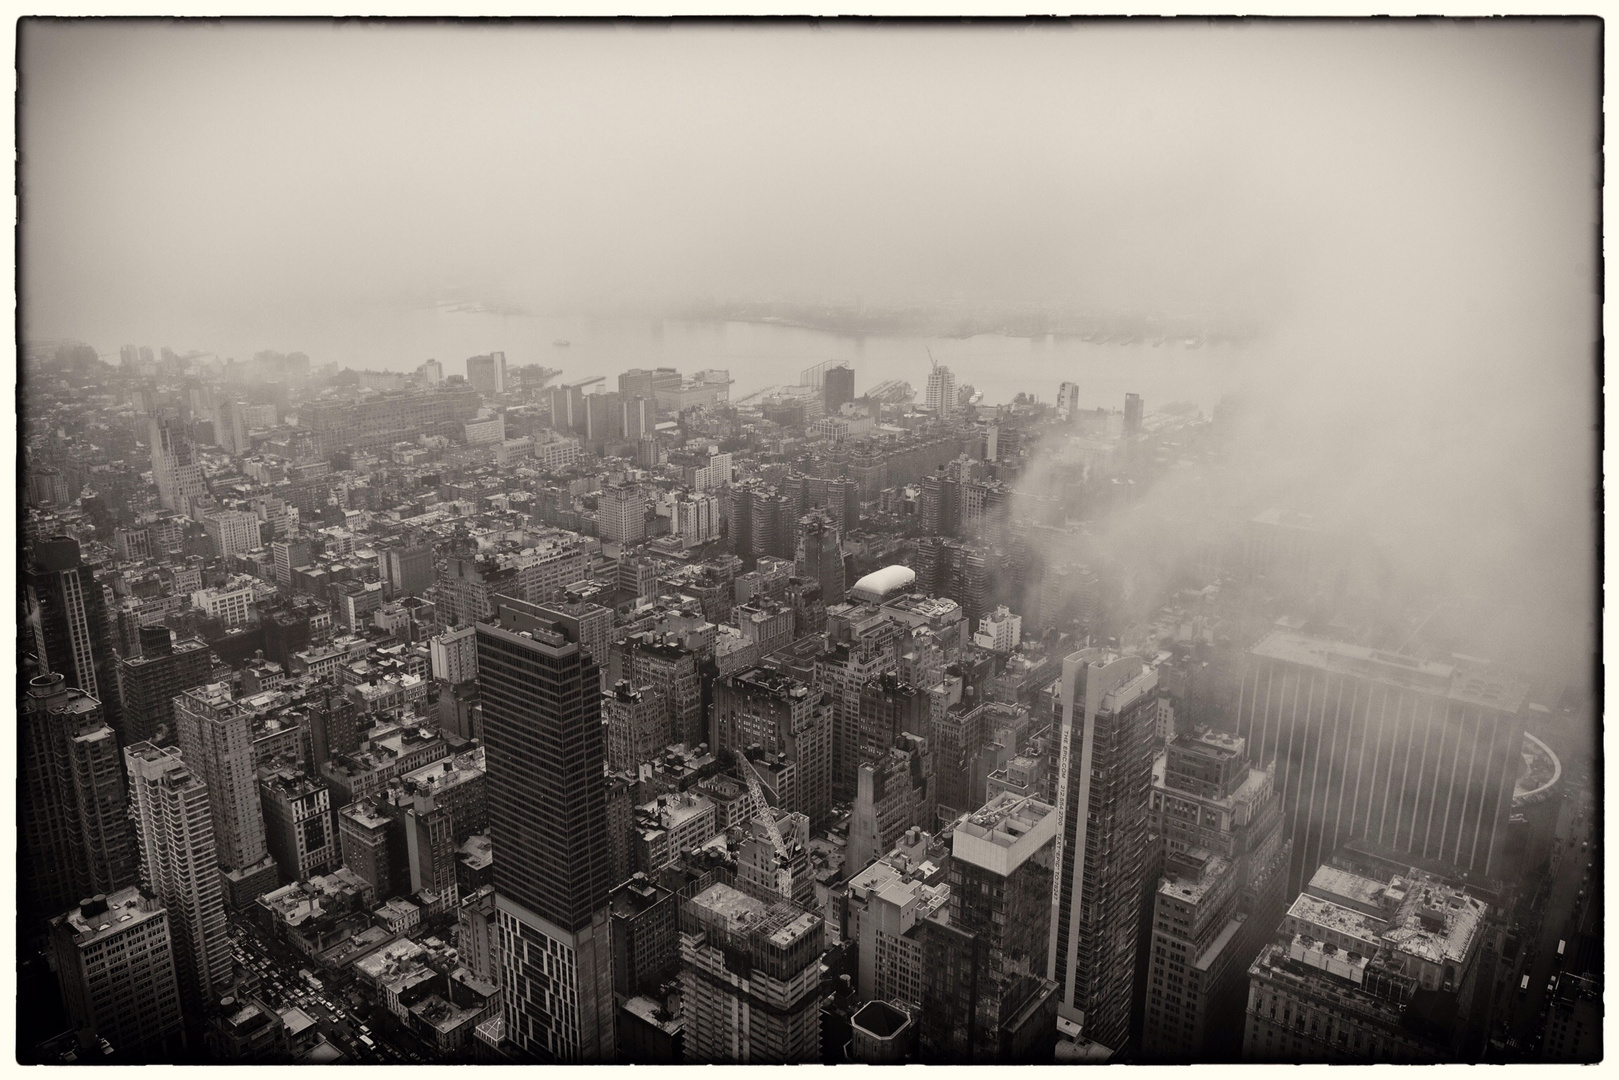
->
1382, 883, 1486, 967
688, 882, 768, 932
400, 746, 486, 793
1158, 850, 1232, 904
1306, 865, 1391, 915
953, 792, 1058, 877
620, 995, 682, 1035
55, 887, 164, 947
1286, 893, 1385, 949
729, 665, 810, 700
850, 1000, 911, 1040
1252, 630, 1529, 712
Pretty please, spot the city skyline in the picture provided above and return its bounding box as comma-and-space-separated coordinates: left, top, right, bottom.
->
14, 15, 1601, 1069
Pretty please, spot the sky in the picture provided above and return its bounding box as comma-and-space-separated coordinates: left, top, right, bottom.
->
18, 18, 1602, 678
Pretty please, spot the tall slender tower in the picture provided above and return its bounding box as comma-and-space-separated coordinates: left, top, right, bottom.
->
1047, 649, 1159, 1053
19, 674, 140, 932
795, 510, 846, 608
925, 363, 958, 418
474, 598, 616, 1062
25, 536, 122, 738
125, 742, 232, 1021
920, 792, 1061, 1063
171, 684, 280, 907
148, 415, 205, 512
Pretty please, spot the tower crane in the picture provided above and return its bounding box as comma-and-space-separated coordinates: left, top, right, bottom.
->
738, 751, 798, 902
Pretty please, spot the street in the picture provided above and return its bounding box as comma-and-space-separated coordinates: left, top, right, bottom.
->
1497, 777, 1597, 1058
227, 914, 422, 1064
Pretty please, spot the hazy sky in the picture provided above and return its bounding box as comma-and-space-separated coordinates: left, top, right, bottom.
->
20, 20, 1598, 329
19, 19, 1601, 676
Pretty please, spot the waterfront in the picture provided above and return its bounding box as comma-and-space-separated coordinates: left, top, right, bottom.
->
127, 307, 1248, 414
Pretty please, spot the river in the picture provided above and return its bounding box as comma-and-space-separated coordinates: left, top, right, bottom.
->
160, 307, 1248, 415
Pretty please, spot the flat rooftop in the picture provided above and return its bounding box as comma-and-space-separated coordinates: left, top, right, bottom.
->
1252, 630, 1528, 712
688, 882, 768, 932
1286, 893, 1385, 949
1307, 865, 1390, 915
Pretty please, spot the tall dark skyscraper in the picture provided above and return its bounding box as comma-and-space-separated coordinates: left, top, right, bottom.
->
116, 633, 217, 745
474, 598, 616, 1062
795, 510, 846, 608
919, 792, 1061, 1063
24, 536, 124, 740
824, 363, 855, 414
19, 673, 140, 933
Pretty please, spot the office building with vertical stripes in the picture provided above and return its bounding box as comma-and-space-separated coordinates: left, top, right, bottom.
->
1230, 630, 1529, 895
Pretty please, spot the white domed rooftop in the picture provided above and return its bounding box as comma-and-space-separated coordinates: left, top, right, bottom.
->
849, 565, 916, 604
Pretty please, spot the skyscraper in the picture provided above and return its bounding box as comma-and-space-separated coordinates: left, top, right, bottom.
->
474, 598, 616, 1062
466, 351, 507, 397
24, 536, 121, 736
925, 363, 957, 418
604, 680, 669, 774
795, 510, 846, 607
116, 633, 217, 745
1230, 629, 1529, 893
1048, 649, 1159, 1052
549, 382, 586, 435
919, 792, 1061, 1063
824, 363, 855, 414
49, 888, 188, 1061
679, 883, 823, 1063
598, 483, 648, 544
711, 667, 833, 827
148, 416, 206, 513
20, 674, 140, 931
125, 742, 232, 1020
172, 684, 280, 907
1140, 729, 1291, 1061
1124, 392, 1143, 436
385, 542, 435, 596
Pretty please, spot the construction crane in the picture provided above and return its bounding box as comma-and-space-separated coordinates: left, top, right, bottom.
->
566, 375, 606, 389
737, 752, 797, 900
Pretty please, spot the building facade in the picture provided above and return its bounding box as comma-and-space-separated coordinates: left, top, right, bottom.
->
919, 792, 1060, 1063
679, 883, 823, 1063
1231, 630, 1529, 892
1048, 649, 1159, 1052
474, 599, 616, 1062
125, 743, 232, 1018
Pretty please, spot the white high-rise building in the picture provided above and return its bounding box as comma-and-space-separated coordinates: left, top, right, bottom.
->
599, 484, 648, 545
171, 684, 279, 907
124, 742, 231, 1015
972, 606, 1022, 653
691, 452, 733, 493
676, 493, 719, 548
203, 510, 261, 559
430, 624, 479, 684
925, 364, 957, 418
1057, 381, 1082, 420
